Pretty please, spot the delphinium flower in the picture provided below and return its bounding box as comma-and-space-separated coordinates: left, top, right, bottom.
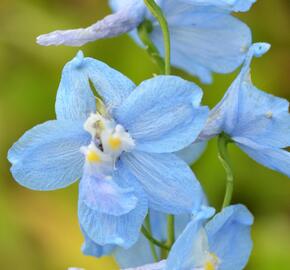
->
123, 204, 254, 270
200, 42, 290, 177
8, 51, 209, 249
37, 0, 255, 83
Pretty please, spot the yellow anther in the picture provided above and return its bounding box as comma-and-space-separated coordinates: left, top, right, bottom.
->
87, 150, 101, 163
204, 261, 215, 270
204, 253, 219, 270
108, 136, 122, 150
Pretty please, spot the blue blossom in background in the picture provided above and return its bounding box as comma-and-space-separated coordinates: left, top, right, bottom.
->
8, 51, 208, 249
200, 42, 290, 178
37, 0, 255, 83
124, 205, 254, 270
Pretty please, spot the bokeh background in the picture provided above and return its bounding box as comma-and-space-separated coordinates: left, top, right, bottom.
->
0, 0, 290, 269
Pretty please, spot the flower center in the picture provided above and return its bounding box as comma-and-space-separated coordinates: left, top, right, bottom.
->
82, 113, 135, 174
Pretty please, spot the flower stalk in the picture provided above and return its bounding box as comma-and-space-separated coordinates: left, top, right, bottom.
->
217, 133, 234, 210
138, 20, 165, 73
144, 0, 171, 75
141, 224, 170, 251
166, 215, 175, 249
142, 214, 159, 261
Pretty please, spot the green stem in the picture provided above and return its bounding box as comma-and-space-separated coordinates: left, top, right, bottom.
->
217, 133, 234, 210
166, 215, 175, 249
144, 0, 171, 75
144, 215, 159, 261
138, 20, 165, 73
141, 225, 170, 251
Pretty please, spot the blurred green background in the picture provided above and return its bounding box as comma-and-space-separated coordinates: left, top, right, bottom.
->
0, 0, 289, 269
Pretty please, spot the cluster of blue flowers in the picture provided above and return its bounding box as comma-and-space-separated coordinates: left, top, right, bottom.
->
8, 0, 289, 269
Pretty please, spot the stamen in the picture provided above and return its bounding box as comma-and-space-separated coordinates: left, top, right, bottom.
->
86, 150, 101, 163
204, 261, 215, 270
102, 124, 135, 155
81, 142, 112, 165
108, 135, 122, 150
83, 113, 134, 169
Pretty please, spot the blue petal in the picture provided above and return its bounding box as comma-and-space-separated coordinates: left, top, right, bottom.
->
234, 137, 290, 178
37, 0, 145, 46
55, 51, 96, 121
79, 171, 138, 216
8, 120, 89, 190
231, 83, 290, 149
78, 162, 148, 248
150, 6, 252, 83
115, 76, 208, 153
175, 141, 207, 165
206, 204, 254, 270
121, 151, 205, 214
83, 57, 135, 112
165, 206, 215, 270
200, 43, 271, 140
179, 0, 256, 12
81, 227, 116, 258
56, 52, 135, 121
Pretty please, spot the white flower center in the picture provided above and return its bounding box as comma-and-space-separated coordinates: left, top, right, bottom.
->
82, 113, 135, 174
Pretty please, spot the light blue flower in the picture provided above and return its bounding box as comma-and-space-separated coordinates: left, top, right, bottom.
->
124, 205, 254, 270
200, 42, 290, 178
8, 51, 208, 249
37, 0, 255, 83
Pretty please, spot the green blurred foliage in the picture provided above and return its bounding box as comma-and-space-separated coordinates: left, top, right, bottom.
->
0, 0, 289, 269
